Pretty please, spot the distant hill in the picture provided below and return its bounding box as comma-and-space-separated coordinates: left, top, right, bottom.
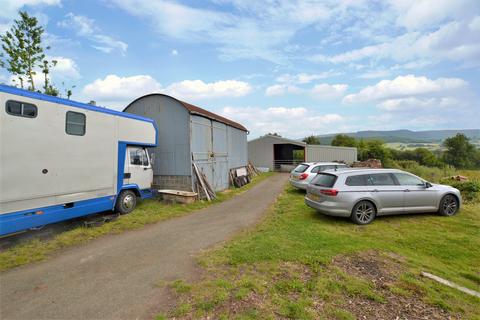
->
318, 129, 480, 144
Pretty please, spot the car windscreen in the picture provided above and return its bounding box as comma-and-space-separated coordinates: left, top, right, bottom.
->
294, 164, 309, 173
311, 173, 337, 187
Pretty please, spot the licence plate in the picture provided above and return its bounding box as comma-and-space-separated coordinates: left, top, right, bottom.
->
308, 193, 320, 201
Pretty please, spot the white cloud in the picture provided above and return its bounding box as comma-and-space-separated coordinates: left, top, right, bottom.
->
81, 75, 252, 109
314, 16, 480, 66
275, 71, 340, 84
164, 79, 252, 100
108, 0, 335, 62
390, 0, 479, 30
265, 84, 302, 96
58, 13, 128, 55
358, 70, 391, 79
220, 106, 345, 138
81, 74, 161, 108
50, 56, 80, 80
0, 0, 60, 19
311, 83, 348, 99
171, 49, 178, 56
343, 75, 468, 103
377, 97, 462, 111
265, 82, 347, 100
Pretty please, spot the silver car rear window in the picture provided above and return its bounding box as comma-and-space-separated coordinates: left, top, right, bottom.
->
294, 164, 309, 173
311, 173, 337, 187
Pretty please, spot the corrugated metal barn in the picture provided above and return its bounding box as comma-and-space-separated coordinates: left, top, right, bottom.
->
248, 134, 357, 171
124, 94, 248, 192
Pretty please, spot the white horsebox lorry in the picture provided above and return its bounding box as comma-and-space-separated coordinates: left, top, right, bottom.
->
0, 85, 157, 236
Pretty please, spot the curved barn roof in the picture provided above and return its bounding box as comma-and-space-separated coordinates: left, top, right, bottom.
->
124, 93, 248, 132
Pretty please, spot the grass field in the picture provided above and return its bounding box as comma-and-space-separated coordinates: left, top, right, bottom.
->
0, 173, 273, 271
159, 172, 480, 319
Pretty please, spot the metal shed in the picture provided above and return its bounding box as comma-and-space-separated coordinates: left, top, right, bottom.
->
248, 134, 357, 171
124, 94, 248, 192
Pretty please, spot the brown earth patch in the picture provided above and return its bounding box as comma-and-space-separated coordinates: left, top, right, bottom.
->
332, 250, 461, 320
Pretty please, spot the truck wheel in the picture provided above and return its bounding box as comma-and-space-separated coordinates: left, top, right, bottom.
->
115, 190, 137, 215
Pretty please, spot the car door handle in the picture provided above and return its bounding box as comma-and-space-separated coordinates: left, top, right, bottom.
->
404, 189, 410, 192
144, 167, 148, 171
372, 189, 379, 192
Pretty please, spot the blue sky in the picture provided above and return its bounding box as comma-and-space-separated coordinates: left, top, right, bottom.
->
0, 0, 479, 138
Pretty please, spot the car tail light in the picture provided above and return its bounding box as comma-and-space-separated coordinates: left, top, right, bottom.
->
299, 173, 308, 180
320, 189, 339, 196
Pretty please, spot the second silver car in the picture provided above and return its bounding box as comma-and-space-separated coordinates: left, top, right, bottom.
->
305, 168, 461, 224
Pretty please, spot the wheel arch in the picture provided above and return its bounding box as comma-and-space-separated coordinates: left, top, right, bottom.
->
350, 198, 379, 215
439, 193, 461, 210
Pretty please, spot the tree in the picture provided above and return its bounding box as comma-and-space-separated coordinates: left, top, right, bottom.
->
303, 135, 321, 145
358, 139, 392, 165
1, 11, 60, 95
331, 134, 357, 147
41, 59, 58, 96
443, 134, 479, 168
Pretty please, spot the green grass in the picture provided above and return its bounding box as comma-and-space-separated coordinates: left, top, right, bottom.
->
162, 171, 480, 319
0, 173, 274, 271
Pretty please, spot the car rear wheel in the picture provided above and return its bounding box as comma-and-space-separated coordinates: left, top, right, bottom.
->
351, 201, 376, 225
438, 194, 459, 216
115, 190, 137, 215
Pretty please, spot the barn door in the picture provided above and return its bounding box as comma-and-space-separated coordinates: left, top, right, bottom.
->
212, 121, 228, 191
190, 116, 214, 187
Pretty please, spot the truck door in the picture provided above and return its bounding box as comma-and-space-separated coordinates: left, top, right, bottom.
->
125, 147, 152, 190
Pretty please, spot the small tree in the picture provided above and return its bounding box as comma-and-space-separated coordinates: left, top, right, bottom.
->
303, 135, 321, 145
443, 134, 478, 169
331, 134, 357, 147
41, 59, 58, 96
1, 11, 61, 95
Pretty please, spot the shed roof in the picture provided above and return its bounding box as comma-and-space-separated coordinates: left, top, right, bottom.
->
248, 134, 306, 147
125, 93, 248, 132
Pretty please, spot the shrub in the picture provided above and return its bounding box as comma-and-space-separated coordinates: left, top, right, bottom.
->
439, 179, 480, 203
392, 160, 455, 183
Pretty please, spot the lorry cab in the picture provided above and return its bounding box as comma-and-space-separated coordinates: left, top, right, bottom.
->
124, 146, 153, 191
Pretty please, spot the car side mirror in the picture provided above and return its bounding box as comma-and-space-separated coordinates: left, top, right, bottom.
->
425, 182, 433, 188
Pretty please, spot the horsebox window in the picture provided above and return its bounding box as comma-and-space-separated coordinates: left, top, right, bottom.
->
65, 111, 86, 136
6, 100, 37, 118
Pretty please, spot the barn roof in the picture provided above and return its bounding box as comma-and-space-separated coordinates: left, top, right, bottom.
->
124, 93, 248, 132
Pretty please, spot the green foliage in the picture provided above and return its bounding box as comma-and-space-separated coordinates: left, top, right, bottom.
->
393, 160, 455, 183
331, 134, 357, 147
443, 134, 480, 169
303, 135, 321, 145
439, 179, 480, 203
358, 139, 392, 164
1, 11, 62, 96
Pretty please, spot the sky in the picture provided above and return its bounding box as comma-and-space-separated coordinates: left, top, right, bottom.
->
0, 0, 479, 139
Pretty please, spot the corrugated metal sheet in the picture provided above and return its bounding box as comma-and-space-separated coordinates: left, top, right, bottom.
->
125, 95, 248, 192
125, 93, 247, 132
306, 145, 357, 163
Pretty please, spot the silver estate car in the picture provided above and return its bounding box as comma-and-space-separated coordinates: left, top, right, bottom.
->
289, 162, 349, 190
305, 168, 461, 224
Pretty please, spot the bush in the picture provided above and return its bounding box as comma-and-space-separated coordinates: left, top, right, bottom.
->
392, 160, 455, 183
439, 179, 480, 203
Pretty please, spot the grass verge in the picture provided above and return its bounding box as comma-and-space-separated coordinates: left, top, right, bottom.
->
160, 172, 480, 319
0, 173, 274, 271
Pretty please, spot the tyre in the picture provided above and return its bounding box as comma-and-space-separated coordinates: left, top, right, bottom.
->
351, 200, 376, 225
115, 190, 137, 215
438, 194, 459, 216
